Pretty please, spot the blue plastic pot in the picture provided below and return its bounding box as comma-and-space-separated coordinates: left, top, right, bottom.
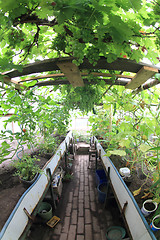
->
97, 182, 108, 203
95, 169, 107, 186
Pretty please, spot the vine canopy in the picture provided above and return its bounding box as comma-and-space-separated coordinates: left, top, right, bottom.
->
0, 0, 160, 114
0, 0, 160, 71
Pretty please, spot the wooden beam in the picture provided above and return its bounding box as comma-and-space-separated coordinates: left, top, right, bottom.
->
2, 113, 14, 117
125, 66, 159, 90
88, 72, 134, 79
1, 76, 26, 90
133, 79, 160, 94
17, 73, 65, 82
31, 78, 129, 88
17, 72, 133, 82
6, 56, 158, 79
56, 61, 84, 87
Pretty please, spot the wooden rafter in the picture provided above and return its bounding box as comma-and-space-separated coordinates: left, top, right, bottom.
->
56, 61, 84, 87
30, 78, 129, 88
17, 73, 65, 82
17, 72, 133, 82
1, 57, 160, 90
1, 76, 27, 90
125, 66, 159, 90
5, 57, 156, 79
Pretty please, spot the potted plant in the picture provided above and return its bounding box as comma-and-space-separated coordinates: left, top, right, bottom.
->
150, 215, 160, 232
38, 136, 60, 159
63, 173, 73, 182
141, 199, 158, 217
13, 154, 42, 188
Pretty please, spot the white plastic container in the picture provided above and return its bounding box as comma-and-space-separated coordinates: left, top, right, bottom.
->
141, 199, 158, 217
119, 167, 131, 178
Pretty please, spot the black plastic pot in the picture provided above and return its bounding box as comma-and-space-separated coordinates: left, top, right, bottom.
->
20, 173, 39, 188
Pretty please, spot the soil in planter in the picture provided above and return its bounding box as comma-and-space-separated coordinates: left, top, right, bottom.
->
0, 133, 67, 232
0, 155, 50, 231
0, 169, 26, 231
144, 202, 156, 211
109, 154, 153, 208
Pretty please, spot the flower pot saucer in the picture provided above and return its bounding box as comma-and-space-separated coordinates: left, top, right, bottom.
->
106, 226, 126, 240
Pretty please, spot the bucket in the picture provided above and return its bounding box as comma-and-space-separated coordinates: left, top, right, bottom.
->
38, 202, 52, 221
141, 199, 157, 217
106, 226, 126, 240
97, 182, 108, 203
95, 169, 107, 186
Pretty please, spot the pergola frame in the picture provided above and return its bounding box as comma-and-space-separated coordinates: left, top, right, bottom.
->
1, 56, 160, 91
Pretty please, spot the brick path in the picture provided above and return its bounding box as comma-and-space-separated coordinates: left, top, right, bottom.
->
28, 145, 116, 240
48, 152, 112, 240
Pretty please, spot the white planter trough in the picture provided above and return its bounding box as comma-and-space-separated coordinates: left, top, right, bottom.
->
0, 131, 73, 240
94, 136, 157, 240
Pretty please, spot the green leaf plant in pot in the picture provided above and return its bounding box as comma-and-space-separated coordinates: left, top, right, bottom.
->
147, 146, 160, 205
38, 136, 60, 159
145, 145, 160, 231
13, 154, 42, 188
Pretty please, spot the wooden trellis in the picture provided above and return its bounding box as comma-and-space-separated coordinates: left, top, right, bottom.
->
1, 57, 160, 91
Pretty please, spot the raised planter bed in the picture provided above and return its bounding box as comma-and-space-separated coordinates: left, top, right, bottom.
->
94, 136, 157, 240
0, 131, 73, 240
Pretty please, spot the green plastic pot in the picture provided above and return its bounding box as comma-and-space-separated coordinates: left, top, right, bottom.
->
106, 226, 126, 240
38, 202, 52, 221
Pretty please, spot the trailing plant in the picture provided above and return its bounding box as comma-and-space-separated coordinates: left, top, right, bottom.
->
146, 146, 160, 205
60, 84, 103, 113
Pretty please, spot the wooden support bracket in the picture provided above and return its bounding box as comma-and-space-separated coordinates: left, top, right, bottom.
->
125, 66, 158, 90
122, 201, 128, 215
56, 61, 84, 87
98, 149, 101, 161
23, 208, 35, 222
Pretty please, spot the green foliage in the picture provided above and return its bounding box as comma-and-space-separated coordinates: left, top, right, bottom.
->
38, 135, 60, 155
60, 84, 103, 113
0, 87, 70, 162
13, 154, 41, 181
0, 0, 159, 69
89, 85, 160, 204
72, 130, 90, 143
0, 141, 11, 163
63, 172, 73, 181
1, 0, 160, 207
